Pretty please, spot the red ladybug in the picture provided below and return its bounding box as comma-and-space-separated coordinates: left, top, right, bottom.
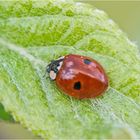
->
46, 54, 108, 99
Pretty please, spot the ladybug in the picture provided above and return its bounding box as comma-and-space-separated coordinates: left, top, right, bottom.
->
46, 54, 108, 99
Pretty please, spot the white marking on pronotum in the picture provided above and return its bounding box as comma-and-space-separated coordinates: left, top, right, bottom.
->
56, 56, 64, 71
57, 61, 63, 71
57, 56, 65, 60
50, 70, 57, 80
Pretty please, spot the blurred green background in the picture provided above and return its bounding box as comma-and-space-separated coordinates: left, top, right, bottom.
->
0, 1, 140, 139
80, 1, 140, 48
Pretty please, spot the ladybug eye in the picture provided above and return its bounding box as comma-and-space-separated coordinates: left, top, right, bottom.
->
73, 81, 81, 90
84, 59, 91, 65
54, 68, 58, 73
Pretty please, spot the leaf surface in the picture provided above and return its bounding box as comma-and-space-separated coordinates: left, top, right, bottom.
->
0, 0, 140, 139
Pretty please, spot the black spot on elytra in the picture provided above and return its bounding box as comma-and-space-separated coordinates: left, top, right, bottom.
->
84, 59, 91, 65
74, 81, 81, 90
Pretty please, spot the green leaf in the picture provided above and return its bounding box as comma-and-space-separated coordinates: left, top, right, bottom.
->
0, 103, 13, 121
0, 0, 140, 139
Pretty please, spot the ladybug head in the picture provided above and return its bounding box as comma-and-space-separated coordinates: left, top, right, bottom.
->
46, 56, 64, 80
